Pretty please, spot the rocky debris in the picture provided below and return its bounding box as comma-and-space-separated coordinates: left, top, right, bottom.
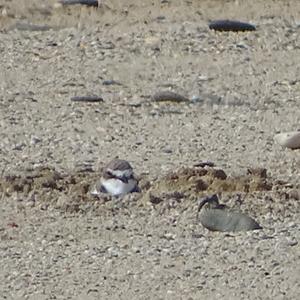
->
145, 166, 272, 201
0, 164, 297, 219
3, 162, 298, 218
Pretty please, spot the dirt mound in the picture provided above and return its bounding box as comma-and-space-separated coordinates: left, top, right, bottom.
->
1, 165, 298, 219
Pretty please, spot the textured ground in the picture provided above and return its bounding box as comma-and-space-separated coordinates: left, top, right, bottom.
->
0, 0, 300, 299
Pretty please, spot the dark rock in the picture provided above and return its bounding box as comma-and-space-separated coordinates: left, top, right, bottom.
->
209, 20, 256, 32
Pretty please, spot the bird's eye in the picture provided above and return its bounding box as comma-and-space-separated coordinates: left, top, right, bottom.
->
106, 171, 114, 177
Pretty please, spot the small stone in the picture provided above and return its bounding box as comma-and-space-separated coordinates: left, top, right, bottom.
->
274, 131, 300, 149
236, 42, 248, 49
127, 97, 143, 107
71, 96, 104, 103
209, 20, 256, 32
13, 143, 25, 151
152, 91, 189, 103
162, 147, 173, 154
286, 239, 298, 247
162, 233, 176, 240
30, 136, 42, 145
107, 247, 120, 258
102, 80, 121, 86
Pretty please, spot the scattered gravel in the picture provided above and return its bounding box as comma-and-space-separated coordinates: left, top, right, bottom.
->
0, 0, 300, 299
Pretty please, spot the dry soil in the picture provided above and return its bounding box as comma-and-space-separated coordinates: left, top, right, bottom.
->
0, 0, 299, 299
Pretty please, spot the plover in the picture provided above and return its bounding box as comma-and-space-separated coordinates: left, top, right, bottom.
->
90, 159, 139, 196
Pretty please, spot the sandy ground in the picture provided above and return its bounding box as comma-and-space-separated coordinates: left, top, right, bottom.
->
0, 0, 300, 299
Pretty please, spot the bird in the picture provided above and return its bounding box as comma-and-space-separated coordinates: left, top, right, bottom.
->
90, 158, 139, 196
197, 194, 262, 232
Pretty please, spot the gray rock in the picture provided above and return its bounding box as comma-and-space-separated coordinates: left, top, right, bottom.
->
152, 91, 189, 103
197, 194, 262, 232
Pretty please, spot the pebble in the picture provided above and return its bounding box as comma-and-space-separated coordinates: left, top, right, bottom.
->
209, 20, 256, 32
71, 96, 104, 103
59, 0, 98, 7
152, 91, 189, 103
286, 238, 298, 247
12, 143, 26, 151
274, 131, 300, 149
102, 80, 121, 86
30, 136, 42, 145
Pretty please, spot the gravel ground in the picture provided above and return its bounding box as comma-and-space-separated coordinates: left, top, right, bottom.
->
0, 0, 300, 299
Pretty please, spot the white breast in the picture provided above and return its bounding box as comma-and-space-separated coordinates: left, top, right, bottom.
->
101, 178, 137, 196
